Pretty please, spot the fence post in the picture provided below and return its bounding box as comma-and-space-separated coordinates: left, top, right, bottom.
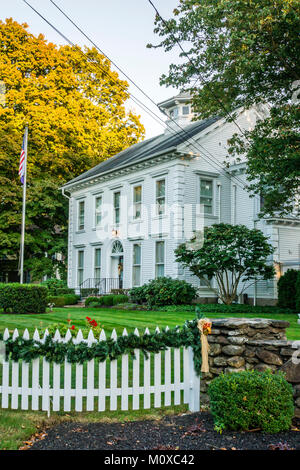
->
188, 346, 200, 412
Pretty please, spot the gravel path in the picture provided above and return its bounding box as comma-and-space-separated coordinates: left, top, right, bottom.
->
29, 412, 300, 451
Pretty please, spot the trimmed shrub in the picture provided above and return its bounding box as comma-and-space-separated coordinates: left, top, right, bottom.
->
277, 269, 298, 310
102, 295, 114, 306
208, 370, 294, 434
0, 283, 48, 314
158, 303, 295, 314
47, 296, 66, 308
63, 294, 80, 305
85, 294, 129, 307
56, 288, 75, 296
85, 296, 104, 307
129, 277, 197, 307
113, 294, 129, 305
296, 271, 300, 312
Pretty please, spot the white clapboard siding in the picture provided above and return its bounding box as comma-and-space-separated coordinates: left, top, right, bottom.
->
0, 326, 200, 414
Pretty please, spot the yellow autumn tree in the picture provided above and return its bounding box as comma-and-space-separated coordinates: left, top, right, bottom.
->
0, 18, 145, 180
0, 18, 145, 280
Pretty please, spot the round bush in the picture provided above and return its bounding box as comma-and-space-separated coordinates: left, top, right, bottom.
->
129, 277, 197, 307
208, 370, 294, 434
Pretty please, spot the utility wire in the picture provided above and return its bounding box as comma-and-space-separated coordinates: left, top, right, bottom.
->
146, 0, 300, 217
23, 0, 270, 203
45, 0, 252, 193
147, 0, 247, 138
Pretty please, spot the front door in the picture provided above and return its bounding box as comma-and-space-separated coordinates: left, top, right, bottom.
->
118, 256, 123, 288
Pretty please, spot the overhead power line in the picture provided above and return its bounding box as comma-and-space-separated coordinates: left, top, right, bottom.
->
22, 0, 264, 200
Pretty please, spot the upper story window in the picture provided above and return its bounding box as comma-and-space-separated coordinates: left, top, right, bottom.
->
78, 200, 85, 230
182, 105, 190, 115
114, 191, 121, 224
95, 195, 102, 227
200, 179, 213, 215
156, 179, 166, 216
133, 185, 142, 220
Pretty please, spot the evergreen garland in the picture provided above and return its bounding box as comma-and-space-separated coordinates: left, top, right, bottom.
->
0, 317, 203, 375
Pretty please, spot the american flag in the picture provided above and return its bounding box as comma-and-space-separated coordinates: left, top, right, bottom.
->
19, 132, 26, 184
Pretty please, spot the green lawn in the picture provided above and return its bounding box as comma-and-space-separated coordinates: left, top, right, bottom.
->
0, 306, 299, 450
0, 306, 299, 340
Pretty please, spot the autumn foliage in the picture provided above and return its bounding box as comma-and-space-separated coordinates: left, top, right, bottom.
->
0, 18, 144, 279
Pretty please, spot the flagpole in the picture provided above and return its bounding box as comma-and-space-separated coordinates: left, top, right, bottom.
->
20, 125, 28, 284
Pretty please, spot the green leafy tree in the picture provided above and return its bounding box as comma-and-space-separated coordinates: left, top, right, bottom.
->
277, 268, 298, 310
0, 19, 145, 279
175, 223, 275, 304
149, 0, 300, 215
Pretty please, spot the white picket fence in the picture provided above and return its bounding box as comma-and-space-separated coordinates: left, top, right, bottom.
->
0, 327, 200, 414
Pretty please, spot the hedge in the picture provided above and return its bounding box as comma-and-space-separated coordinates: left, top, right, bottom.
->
129, 277, 197, 307
85, 294, 129, 307
157, 303, 294, 314
47, 296, 66, 308
0, 283, 48, 314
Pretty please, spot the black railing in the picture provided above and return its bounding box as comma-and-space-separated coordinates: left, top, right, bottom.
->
79, 278, 122, 297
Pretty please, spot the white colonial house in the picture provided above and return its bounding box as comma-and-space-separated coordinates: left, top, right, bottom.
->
62, 92, 300, 304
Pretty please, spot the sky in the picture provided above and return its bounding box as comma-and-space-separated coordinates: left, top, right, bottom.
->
0, 0, 182, 138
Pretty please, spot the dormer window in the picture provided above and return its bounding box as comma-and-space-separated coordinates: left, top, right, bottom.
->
182, 105, 190, 115
169, 107, 178, 118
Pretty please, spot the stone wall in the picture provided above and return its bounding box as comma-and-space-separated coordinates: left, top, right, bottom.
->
201, 318, 300, 418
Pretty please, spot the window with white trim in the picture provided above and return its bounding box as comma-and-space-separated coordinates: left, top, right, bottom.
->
182, 105, 190, 115
132, 243, 141, 286
200, 179, 213, 215
156, 179, 165, 216
155, 241, 165, 278
95, 196, 102, 227
78, 200, 85, 230
94, 248, 101, 280
77, 250, 84, 286
114, 191, 121, 224
133, 185, 142, 220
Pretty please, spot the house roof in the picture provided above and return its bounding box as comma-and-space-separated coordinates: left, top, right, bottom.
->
64, 116, 219, 188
